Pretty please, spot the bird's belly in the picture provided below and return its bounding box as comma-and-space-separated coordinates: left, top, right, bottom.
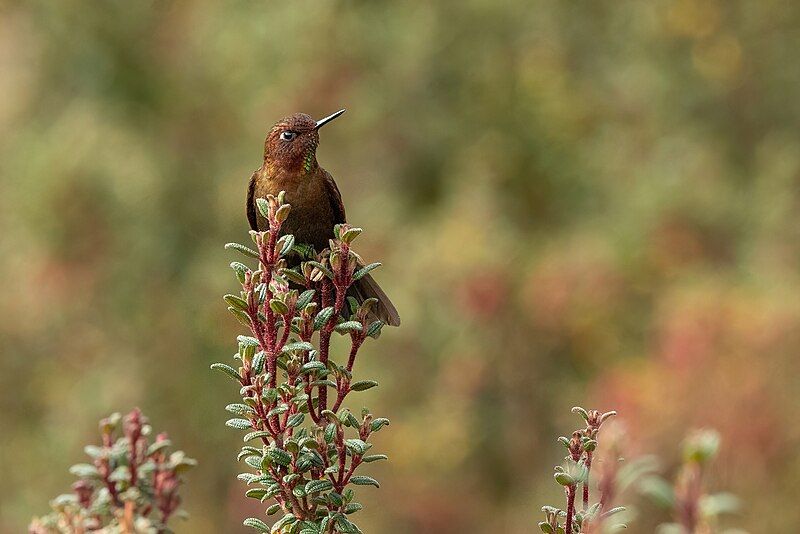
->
258, 179, 334, 251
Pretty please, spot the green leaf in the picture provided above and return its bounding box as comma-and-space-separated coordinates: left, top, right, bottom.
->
287, 413, 305, 428
210, 363, 241, 381
345, 502, 363, 514
238, 335, 259, 347
84, 445, 105, 459
262, 388, 278, 403
266, 503, 281, 516
554, 472, 575, 486
300, 361, 327, 374
349, 475, 379, 488
335, 514, 362, 533
225, 242, 260, 259
245, 488, 268, 500
268, 405, 289, 417
314, 307, 335, 330
231, 262, 249, 284
268, 448, 292, 466
252, 351, 266, 374
305, 479, 334, 494
602, 506, 627, 518
237, 448, 259, 462
226, 403, 255, 416
69, 463, 100, 479
278, 234, 296, 257
255, 198, 270, 218
571, 406, 590, 423
334, 321, 363, 334
243, 517, 270, 532
362, 454, 388, 463
226, 418, 252, 430
243, 430, 272, 442
339, 227, 362, 244
352, 262, 381, 281
228, 306, 252, 327
297, 289, 316, 308
282, 341, 314, 353
350, 380, 378, 392
281, 268, 307, 285
270, 299, 290, 315
341, 411, 360, 428
366, 320, 384, 338
271, 514, 297, 532
145, 440, 171, 456
344, 439, 369, 455
224, 294, 249, 311
370, 418, 389, 432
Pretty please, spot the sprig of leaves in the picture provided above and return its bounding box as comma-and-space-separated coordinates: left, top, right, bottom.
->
215, 192, 390, 533
29, 409, 196, 534
540, 407, 622, 534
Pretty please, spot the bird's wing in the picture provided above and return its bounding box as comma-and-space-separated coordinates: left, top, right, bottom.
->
322, 169, 347, 224
246, 169, 259, 231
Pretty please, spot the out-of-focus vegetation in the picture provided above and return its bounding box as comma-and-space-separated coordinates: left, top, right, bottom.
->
29, 409, 195, 533
1, 1, 799, 532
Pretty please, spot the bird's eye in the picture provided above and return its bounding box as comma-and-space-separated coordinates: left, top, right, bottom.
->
280, 131, 297, 141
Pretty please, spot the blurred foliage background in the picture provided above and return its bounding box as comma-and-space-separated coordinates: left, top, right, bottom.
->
2, 0, 800, 532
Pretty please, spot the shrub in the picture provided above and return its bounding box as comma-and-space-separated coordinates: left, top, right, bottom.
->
29, 409, 196, 534
214, 192, 389, 533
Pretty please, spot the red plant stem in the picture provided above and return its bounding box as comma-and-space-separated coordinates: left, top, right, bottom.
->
583, 451, 593, 510
318, 281, 333, 411
346, 336, 363, 372
565, 485, 576, 534
331, 337, 363, 413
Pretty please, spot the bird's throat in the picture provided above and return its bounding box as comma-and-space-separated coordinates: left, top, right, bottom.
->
302, 149, 316, 175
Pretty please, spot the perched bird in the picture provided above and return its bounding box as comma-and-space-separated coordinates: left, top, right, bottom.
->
247, 109, 400, 326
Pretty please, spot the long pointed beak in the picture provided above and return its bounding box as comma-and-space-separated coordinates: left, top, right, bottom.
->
315, 109, 346, 130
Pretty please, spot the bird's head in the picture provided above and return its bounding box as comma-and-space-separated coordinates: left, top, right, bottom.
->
264, 109, 345, 174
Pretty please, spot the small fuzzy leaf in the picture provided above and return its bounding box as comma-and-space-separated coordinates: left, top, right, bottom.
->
268, 448, 292, 466
334, 321, 363, 334
349, 475, 379, 488
362, 454, 388, 463
226, 418, 252, 430
281, 268, 307, 285
314, 307, 336, 330
287, 413, 305, 428
255, 198, 270, 218
243, 517, 270, 532
225, 242, 259, 259
210, 363, 241, 381
352, 262, 380, 281
350, 380, 378, 392
297, 289, 316, 309
305, 479, 334, 494
243, 430, 272, 442
231, 262, 249, 284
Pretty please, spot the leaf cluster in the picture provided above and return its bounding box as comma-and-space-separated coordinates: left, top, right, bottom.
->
215, 192, 390, 533
29, 409, 196, 534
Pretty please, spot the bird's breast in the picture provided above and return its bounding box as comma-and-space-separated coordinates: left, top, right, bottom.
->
254, 169, 335, 251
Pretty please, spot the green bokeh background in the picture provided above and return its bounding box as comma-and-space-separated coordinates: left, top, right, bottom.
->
2, 1, 800, 532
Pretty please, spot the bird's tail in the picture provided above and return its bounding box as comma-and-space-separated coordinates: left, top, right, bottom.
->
349, 272, 401, 327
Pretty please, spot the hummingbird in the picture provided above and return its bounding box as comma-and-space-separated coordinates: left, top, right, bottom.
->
247, 109, 401, 327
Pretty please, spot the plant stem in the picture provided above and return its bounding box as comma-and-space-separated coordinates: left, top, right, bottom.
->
583, 451, 592, 510
565, 485, 576, 534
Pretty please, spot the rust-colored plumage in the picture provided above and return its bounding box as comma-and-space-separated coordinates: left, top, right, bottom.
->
247, 110, 400, 326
